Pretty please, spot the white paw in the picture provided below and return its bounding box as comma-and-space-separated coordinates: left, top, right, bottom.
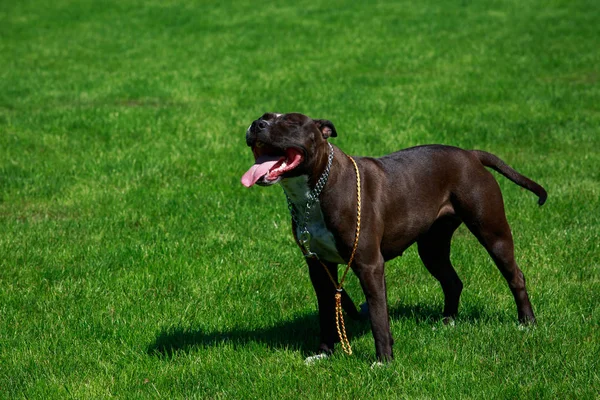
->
304, 353, 329, 365
370, 361, 386, 369
517, 323, 532, 331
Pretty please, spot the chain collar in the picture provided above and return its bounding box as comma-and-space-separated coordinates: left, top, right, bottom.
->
282, 142, 334, 257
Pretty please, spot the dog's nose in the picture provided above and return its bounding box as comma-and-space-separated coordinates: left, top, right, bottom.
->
247, 119, 269, 146
251, 119, 268, 133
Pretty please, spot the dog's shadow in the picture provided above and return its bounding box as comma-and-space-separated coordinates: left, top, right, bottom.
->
147, 303, 492, 358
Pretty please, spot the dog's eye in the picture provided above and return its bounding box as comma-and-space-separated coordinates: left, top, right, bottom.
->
256, 141, 265, 148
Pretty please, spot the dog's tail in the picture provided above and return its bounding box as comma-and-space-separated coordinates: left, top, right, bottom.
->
471, 150, 547, 206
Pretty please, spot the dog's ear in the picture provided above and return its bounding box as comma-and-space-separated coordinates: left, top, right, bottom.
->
314, 119, 337, 139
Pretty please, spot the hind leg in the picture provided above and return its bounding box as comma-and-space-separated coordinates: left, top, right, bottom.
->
417, 217, 463, 321
459, 184, 536, 323
474, 227, 535, 323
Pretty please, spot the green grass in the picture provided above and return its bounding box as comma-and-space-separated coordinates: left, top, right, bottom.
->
1, 0, 599, 398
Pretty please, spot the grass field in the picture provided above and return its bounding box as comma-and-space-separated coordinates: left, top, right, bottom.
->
1, 0, 599, 398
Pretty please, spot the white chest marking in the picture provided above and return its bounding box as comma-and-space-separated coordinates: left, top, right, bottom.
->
280, 176, 344, 264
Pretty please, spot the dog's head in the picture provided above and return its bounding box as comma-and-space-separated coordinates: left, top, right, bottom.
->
241, 113, 337, 187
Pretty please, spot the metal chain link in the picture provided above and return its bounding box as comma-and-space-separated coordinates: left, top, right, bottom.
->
282, 143, 334, 256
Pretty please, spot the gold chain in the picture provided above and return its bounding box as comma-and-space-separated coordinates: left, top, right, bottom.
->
340, 154, 361, 288
304, 154, 361, 355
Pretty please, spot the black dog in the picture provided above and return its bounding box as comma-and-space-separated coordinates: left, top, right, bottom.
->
241, 113, 547, 362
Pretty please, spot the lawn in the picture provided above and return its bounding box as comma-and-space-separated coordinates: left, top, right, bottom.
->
1, 0, 599, 398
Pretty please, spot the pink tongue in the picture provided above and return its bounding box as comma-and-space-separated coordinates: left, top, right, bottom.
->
241, 156, 283, 187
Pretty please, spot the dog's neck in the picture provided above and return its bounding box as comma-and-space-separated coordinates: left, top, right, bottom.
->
279, 174, 344, 264
280, 143, 334, 216
280, 175, 311, 206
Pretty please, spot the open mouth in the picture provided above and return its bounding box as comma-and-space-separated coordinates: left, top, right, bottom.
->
241, 143, 304, 187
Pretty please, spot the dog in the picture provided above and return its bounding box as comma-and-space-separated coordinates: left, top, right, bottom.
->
241, 112, 547, 362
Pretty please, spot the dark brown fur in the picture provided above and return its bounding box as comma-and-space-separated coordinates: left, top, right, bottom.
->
245, 113, 547, 361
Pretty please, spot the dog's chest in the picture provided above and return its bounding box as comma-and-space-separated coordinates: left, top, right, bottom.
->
280, 177, 345, 264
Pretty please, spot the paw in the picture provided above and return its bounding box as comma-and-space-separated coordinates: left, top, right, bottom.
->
442, 317, 456, 327
370, 361, 387, 369
304, 353, 330, 365
517, 323, 535, 332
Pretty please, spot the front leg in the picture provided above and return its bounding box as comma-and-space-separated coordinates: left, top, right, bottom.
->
307, 258, 339, 354
356, 258, 394, 361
